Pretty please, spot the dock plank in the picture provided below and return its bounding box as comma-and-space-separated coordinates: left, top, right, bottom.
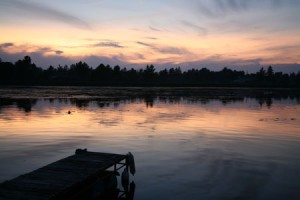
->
0, 151, 127, 200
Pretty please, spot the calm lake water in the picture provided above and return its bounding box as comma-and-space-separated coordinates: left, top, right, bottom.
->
0, 87, 300, 200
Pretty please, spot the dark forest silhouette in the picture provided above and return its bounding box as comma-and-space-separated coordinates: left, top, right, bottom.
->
0, 56, 300, 87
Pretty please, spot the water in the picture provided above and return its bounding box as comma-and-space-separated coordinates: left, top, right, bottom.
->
0, 87, 300, 199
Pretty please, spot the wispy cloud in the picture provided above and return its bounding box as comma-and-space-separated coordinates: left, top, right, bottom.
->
222, 0, 286, 11
0, 42, 14, 48
136, 41, 187, 55
0, 42, 64, 57
187, 0, 287, 19
194, 0, 247, 19
156, 47, 187, 55
92, 42, 125, 48
81, 39, 126, 48
264, 45, 300, 52
149, 26, 161, 32
180, 20, 207, 35
37, 47, 64, 55
55, 50, 64, 55
136, 41, 152, 47
0, 0, 90, 29
38, 47, 52, 52
144, 37, 158, 40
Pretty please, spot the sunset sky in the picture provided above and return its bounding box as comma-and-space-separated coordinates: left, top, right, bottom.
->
0, 0, 300, 72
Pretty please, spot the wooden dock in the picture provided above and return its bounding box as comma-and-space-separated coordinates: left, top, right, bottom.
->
0, 149, 132, 200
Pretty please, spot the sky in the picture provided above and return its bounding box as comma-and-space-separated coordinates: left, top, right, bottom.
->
0, 0, 300, 72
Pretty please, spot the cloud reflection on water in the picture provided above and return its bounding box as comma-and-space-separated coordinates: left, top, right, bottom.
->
0, 87, 300, 199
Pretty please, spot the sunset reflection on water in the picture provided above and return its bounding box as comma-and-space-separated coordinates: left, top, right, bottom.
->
0, 87, 300, 199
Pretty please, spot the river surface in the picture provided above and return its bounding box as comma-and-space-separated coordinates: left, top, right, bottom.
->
0, 87, 300, 200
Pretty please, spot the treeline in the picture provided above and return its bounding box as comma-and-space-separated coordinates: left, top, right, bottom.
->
0, 56, 300, 87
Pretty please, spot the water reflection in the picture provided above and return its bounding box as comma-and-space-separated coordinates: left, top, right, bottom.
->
0, 87, 300, 200
0, 87, 300, 111
0, 94, 299, 114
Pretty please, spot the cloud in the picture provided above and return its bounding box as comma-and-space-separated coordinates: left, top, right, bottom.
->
155, 47, 187, 55
193, 0, 247, 19
0, 43, 66, 65
176, 57, 263, 72
212, 0, 262, 14
175, 0, 300, 37
264, 45, 300, 52
38, 47, 52, 52
0, 0, 90, 29
187, 0, 288, 20
1, 42, 299, 73
196, 5, 217, 18
36, 46, 64, 55
0, 43, 14, 48
149, 26, 161, 32
135, 53, 145, 60
0, 46, 126, 68
180, 20, 207, 35
136, 41, 152, 47
1, 46, 299, 73
136, 41, 188, 55
92, 42, 125, 48
55, 50, 64, 55
144, 37, 158, 40
0, 48, 69, 67
79, 54, 126, 67
82, 39, 126, 48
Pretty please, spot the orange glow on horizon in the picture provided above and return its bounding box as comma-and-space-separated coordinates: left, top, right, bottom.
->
1, 24, 300, 66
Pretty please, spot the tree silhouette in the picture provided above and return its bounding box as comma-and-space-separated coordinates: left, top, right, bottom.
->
267, 66, 274, 77
0, 56, 299, 87
143, 65, 156, 81
69, 61, 91, 81
13, 55, 42, 82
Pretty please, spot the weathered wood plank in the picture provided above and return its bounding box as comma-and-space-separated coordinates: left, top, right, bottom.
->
0, 150, 127, 200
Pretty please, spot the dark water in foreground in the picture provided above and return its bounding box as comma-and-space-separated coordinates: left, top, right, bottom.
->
0, 87, 300, 200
